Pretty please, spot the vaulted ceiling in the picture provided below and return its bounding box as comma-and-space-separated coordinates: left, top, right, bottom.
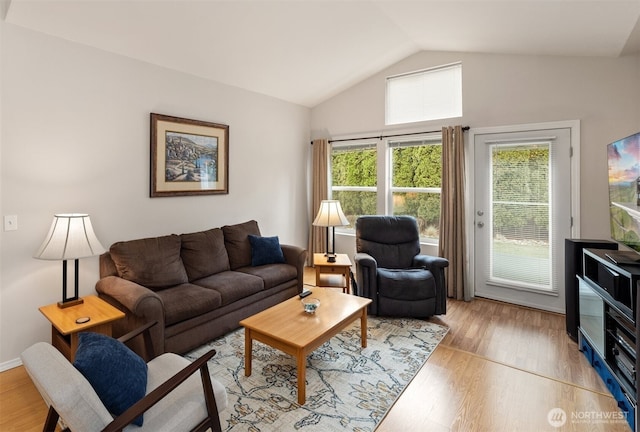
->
6, 0, 640, 107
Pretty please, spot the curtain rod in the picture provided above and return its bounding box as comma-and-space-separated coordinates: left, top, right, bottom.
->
310, 126, 470, 145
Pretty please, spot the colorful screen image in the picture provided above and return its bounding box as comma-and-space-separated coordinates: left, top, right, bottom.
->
608, 132, 640, 251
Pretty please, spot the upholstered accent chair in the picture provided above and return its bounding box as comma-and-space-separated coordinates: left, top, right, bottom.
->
354, 215, 449, 318
21, 322, 227, 432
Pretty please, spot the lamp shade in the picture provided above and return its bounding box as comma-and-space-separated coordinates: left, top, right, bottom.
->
312, 200, 349, 227
34, 213, 106, 260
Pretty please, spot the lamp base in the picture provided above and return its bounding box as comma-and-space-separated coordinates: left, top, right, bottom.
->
326, 254, 336, 263
57, 298, 84, 309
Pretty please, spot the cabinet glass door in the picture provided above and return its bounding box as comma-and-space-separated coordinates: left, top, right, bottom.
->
578, 278, 605, 355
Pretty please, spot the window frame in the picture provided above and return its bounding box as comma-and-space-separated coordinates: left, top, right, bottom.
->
331, 132, 443, 245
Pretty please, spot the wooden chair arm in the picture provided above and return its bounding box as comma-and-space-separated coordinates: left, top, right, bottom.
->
101, 349, 221, 432
116, 321, 157, 360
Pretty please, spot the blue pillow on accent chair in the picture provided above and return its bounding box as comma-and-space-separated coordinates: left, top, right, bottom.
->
248, 234, 285, 266
73, 332, 148, 426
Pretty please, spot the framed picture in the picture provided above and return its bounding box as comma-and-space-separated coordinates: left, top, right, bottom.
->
150, 113, 229, 197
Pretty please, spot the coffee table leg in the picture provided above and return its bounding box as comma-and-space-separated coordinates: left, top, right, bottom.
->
245, 329, 253, 376
360, 308, 368, 348
297, 350, 306, 405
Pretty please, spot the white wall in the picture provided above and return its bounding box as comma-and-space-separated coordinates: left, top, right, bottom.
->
313, 50, 640, 254
0, 23, 310, 367
0, 4, 6, 368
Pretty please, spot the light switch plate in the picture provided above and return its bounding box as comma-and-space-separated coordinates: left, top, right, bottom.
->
4, 215, 18, 231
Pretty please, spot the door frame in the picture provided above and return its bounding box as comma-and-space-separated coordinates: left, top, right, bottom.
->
466, 120, 581, 312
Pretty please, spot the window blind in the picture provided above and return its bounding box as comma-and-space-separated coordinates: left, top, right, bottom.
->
386, 63, 462, 125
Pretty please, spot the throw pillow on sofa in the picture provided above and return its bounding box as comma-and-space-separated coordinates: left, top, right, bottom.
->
248, 235, 285, 266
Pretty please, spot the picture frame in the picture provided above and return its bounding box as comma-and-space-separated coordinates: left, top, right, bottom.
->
150, 113, 229, 197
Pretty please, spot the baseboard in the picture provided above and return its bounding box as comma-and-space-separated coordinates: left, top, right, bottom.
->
475, 292, 565, 314
0, 357, 22, 372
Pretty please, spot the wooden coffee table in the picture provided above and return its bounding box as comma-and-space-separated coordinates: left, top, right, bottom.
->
239, 289, 372, 405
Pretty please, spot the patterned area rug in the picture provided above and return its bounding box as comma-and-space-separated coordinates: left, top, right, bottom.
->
185, 316, 448, 432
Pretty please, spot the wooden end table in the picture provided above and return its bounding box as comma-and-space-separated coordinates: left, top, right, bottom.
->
314, 253, 352, 293
39, 295, 125, 362
239, 289, 371, 405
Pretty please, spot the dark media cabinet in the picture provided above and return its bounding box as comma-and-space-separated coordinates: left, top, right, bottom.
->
577, 248, 640, 431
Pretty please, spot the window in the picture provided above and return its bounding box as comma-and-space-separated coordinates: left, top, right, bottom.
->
386, 63, 462, 125
331, 134, 443, 242
390, 138, 442, 241
331, 142, 377, 230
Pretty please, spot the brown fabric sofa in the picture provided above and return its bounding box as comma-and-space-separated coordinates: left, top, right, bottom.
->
96, 220, 307, 358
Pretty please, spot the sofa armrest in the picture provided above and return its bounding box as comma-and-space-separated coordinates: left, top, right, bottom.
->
99, 251, 118, 278
413, 254, 449, 314
95, 276, 165, 356
354, 252, 379, 315
281, 244, 308, 293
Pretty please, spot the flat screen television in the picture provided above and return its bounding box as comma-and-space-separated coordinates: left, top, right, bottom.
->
607, 131, 640, 262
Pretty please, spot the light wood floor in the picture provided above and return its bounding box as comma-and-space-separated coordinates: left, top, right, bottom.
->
0, 268, 632, 432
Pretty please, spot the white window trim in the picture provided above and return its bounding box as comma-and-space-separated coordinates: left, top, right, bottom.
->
330, 128, 444, 245
466, 120, 581, 300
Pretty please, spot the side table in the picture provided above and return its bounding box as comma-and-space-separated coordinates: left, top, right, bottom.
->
314, 253, 352, 294
39, 295, 125, 362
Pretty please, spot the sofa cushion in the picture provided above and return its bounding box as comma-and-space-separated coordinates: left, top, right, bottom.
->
155, 284, 223, 326
377, 268, 436, 301
238, 264, 298, 290
110, 234, 188, 290
248, 235, 285, 266
222, 220, 261, 270
73, 332, 147, 426
193, 271, 264, 306
181, 228, 230, 281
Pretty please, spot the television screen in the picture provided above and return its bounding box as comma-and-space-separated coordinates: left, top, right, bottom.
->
608, 131, 640, 252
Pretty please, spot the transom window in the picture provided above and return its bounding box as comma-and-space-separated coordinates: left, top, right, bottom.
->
386, 62, 462, 125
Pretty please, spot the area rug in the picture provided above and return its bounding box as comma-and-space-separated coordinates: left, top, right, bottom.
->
184, 316, 448, 432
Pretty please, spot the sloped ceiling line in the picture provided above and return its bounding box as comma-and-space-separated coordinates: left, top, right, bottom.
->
5, 1, 640, 107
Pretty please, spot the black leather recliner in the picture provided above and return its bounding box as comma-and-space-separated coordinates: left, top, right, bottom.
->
354, 215, 449, 317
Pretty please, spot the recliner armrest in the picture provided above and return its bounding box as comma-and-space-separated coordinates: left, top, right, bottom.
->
413, 254, 449, 314
355, 252, 377, 269
354, 252, 379, 314
413, 254, 449, 271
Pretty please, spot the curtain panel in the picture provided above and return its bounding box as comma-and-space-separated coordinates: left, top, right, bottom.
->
440, 126, 469, 301
308, 138, 330, 266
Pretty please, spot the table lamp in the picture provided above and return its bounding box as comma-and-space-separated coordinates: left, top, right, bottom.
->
34, 213, 106, 308
312, 200, 349, 262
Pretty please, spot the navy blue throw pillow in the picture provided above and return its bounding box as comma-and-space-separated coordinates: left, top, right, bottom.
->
73, 332, 148, 426
248, 234, 285, 266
